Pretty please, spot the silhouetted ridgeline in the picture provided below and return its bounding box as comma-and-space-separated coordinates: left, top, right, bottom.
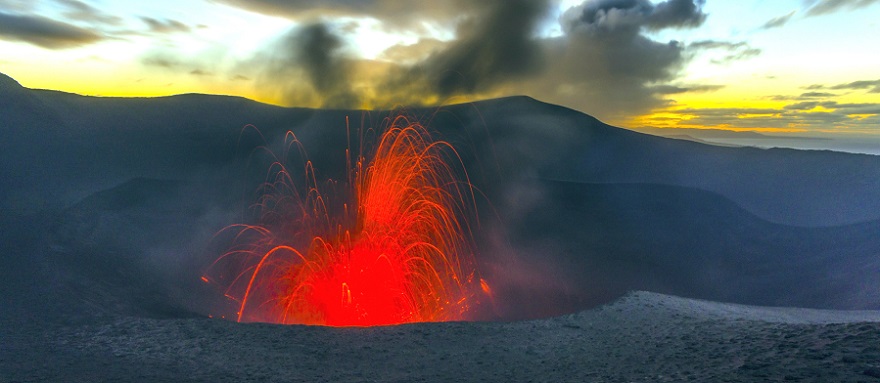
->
2, 73, 878, 226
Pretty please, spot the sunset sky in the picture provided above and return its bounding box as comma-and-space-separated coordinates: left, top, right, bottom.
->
1, 0, 878, 136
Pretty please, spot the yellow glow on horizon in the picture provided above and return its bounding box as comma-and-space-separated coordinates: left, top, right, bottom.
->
4, 62, 278, 104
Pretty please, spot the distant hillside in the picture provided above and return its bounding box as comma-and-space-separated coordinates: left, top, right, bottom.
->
489, 180, 880, 318
3, 73, 879, 226
633, 126, 828, 140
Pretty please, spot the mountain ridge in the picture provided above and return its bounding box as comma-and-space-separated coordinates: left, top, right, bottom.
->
2, 71, 879, 227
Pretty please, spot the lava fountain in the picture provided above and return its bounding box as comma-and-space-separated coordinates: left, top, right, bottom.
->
203, 115, 489, 326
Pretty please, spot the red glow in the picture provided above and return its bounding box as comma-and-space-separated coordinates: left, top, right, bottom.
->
204, 116, 486, 326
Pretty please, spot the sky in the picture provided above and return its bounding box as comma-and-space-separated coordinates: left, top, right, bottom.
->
1, 0, 879, 137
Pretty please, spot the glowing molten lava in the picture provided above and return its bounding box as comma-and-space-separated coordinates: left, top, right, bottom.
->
204, 116, 485, 326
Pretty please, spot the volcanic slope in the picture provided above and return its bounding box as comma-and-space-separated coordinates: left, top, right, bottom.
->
35, 177, 880, 323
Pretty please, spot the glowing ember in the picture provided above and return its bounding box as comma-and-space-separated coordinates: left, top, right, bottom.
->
204, 115, 486, 326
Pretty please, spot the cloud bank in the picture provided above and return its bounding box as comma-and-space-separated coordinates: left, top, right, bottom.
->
640, 77, 880, 133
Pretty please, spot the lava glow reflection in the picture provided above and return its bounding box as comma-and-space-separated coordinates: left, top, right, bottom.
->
204, 116, 487, 326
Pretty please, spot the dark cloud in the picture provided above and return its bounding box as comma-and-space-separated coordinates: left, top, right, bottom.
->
831, 79, 880, 93
517, 0, 707, 117
54, 0, 122, 26
189, 69, 212, 76
141, 17, 191, 34
760, 11, 796, 29
805, 0, 880, 16
645, 0, 707, 29
828, 102, 880, 114
0, 11, 104, 48
562, 0, 706, 35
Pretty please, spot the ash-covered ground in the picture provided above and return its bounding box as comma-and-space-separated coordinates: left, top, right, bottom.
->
4, 292, 880, 382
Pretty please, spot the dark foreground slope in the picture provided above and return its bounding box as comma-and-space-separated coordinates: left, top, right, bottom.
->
4, 292, 880, 383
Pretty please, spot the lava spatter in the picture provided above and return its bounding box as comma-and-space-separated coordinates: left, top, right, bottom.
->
204, 115, 487, 326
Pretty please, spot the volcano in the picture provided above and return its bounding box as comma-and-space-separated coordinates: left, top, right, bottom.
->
2, 72, 880, 381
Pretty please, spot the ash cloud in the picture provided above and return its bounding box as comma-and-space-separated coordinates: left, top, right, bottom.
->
255, 23, 357, 108
531, 0, 708, 117
0, 11, 104, 48
234, 0, 709, 120
293, 23, 356, 107
404, 0, 549, 96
